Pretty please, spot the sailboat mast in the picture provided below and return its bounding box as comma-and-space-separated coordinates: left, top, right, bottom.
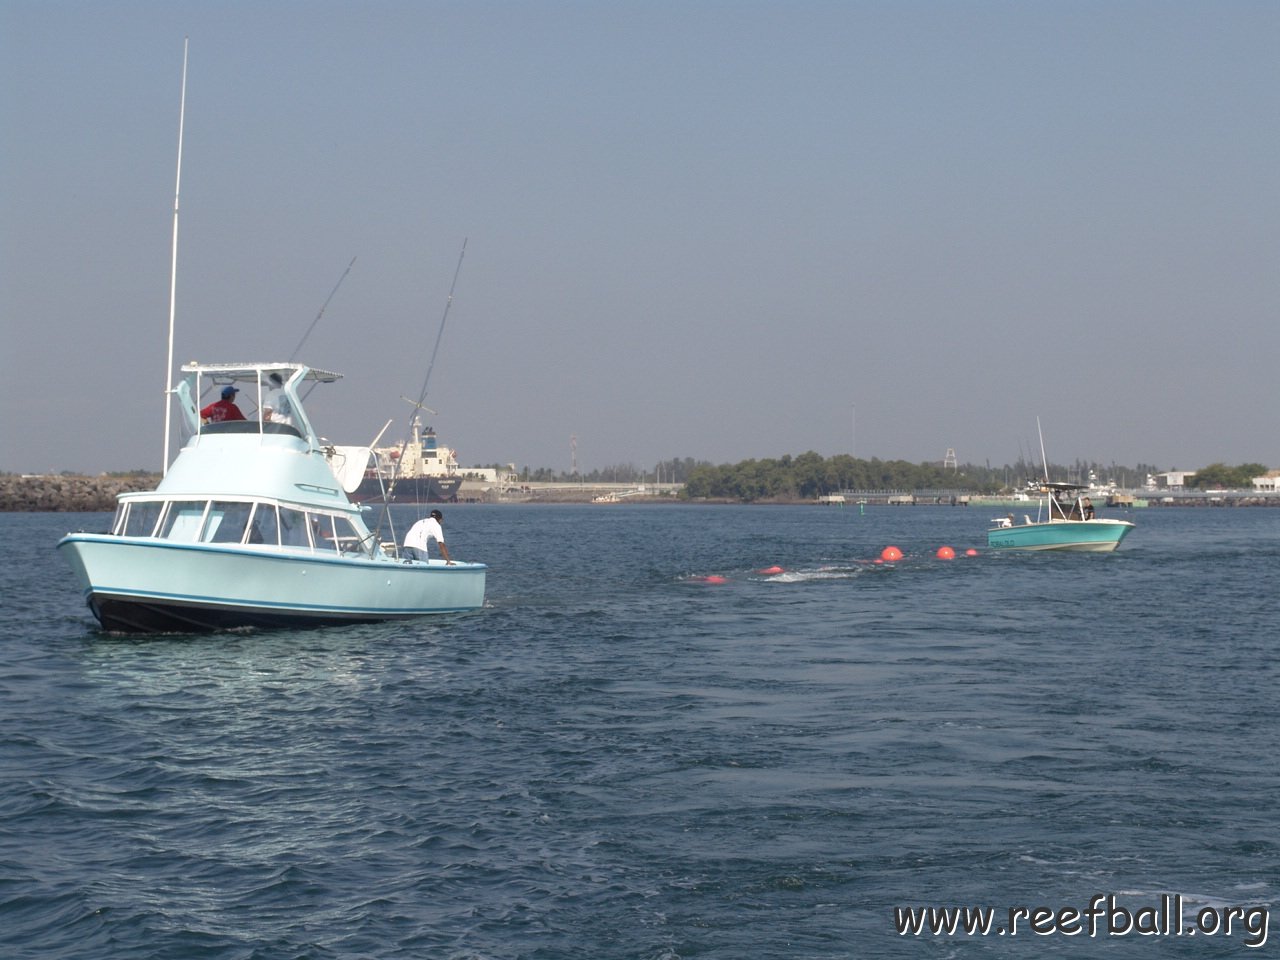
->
162, 38, 189, 474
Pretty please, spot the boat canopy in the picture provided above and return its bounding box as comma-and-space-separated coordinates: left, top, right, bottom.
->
1042, 482, 1098, 520
175, 361, 340, 441
180, 361, 342, 383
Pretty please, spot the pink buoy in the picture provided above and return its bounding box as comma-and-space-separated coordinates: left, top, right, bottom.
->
880, 546, 903, 562
965, 548, 979, 557
758, 565, 784, 575
702, 575, 728, 585
936, 546, 955, 560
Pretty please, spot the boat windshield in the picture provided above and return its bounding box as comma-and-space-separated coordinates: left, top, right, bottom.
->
1047, 488, 1096, 520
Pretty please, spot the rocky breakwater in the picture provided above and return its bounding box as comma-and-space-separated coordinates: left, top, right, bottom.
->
0, 474, 157, 512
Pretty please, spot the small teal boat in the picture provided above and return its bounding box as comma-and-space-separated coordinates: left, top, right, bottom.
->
988, 482, 1135, 552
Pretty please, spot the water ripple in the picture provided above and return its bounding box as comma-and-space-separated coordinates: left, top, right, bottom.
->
3, 507, 1278, 957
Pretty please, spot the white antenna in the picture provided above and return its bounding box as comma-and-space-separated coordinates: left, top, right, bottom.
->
1036, 416, 1049, 482
162, 37, 189, 474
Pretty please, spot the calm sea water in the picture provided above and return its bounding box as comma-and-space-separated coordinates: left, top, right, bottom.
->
2, 504, 1277, 959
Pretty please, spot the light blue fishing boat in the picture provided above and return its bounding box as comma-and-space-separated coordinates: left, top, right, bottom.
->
987, 481, 1135, 552
58, 362, 486, 632
58, 51, 485, 632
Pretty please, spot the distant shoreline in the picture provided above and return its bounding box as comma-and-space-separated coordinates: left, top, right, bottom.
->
5, 474, 1278, 512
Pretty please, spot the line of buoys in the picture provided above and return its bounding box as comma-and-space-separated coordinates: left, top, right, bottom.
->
697, 546, 981, 583
879, 544, 980, 562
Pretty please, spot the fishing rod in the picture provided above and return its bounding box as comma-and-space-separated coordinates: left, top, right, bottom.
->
412, 237, 467, 413
290, 255, 357, 361
373, 239, 468, 540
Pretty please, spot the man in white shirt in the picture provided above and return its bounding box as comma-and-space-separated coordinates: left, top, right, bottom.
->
403, 509, 452, 563
262, 371, 295, 426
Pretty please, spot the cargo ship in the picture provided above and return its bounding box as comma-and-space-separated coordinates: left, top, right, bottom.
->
350, 416, 463, 504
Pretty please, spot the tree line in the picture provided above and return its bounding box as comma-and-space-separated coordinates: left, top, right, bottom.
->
501, 458, 707, 485
9, 454, 1272, 500
1185, 462, 1270, 489
681, 453, 998, 500
493, 454, 1271, 502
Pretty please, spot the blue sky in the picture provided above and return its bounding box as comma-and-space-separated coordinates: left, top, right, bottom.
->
3, 1, 1277, 476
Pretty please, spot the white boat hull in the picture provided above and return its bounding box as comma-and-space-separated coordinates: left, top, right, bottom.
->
58, 534, 485, 633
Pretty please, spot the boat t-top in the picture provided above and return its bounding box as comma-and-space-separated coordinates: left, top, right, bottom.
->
58, 361, 486, 632
988, 481, 1135, 552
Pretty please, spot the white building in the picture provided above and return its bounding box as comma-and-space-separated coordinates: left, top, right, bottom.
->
1252, 470, 1280, 492
1155, 471, 1197, 489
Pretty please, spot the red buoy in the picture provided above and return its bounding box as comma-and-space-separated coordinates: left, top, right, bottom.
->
758, 565, 784, 575
936, 546, 955, 560
702, 575, 728, 585
880, 546, 903, 562
965, 548, 979, 557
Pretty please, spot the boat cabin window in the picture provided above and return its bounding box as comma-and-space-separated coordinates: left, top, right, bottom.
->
279, 507, 311, 548
250, 503, 279, 546
203, 501, 253, 544
120, 501, 164, 538
331, 515, 366, 554
115, 497, 362, 551
310, 514, 340, 553
293, 512, 365, 555
159, 500, 209, 541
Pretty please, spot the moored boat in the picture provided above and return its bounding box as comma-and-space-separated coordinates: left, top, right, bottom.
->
58, 362, 486, 632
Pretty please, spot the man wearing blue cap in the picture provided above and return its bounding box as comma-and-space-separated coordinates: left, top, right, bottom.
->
200, 385, 246, 423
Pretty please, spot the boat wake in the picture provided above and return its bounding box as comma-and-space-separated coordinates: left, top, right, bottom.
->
759, 565, 867, 583
685, 563, 877, 585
